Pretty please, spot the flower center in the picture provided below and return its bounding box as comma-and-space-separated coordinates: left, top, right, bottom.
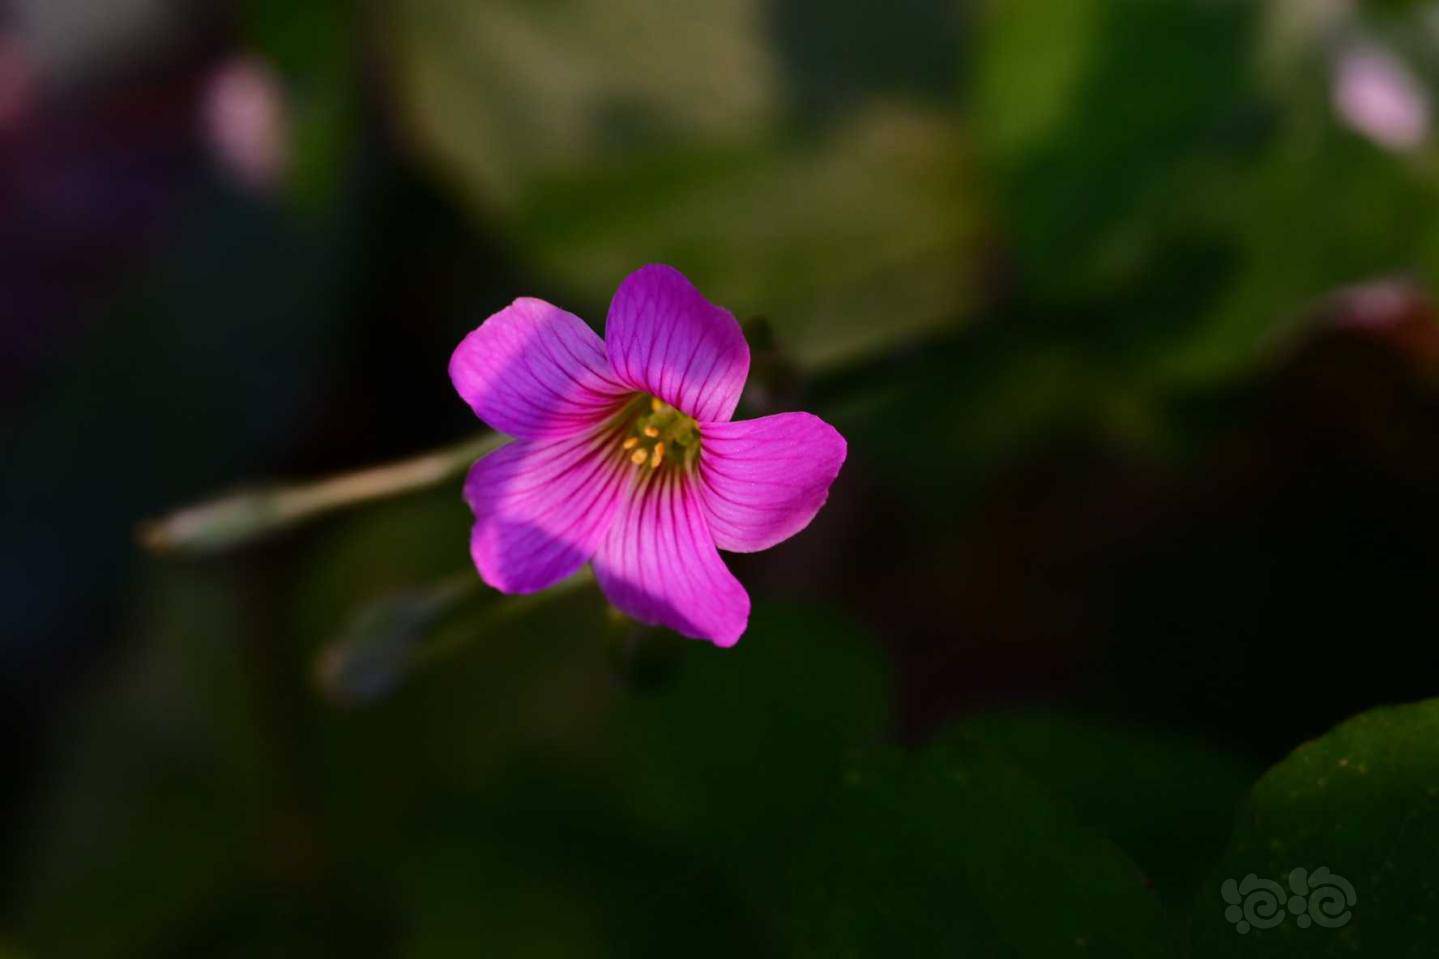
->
616, 394, 700, 472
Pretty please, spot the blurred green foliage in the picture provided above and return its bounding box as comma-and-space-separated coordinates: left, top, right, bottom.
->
12, 0, 1439, 954
792, 736, 1176, 956
241, 0, 359, 207
387, 0, 977, 372
13, 496, 890, 954
955, 710, 1264, 912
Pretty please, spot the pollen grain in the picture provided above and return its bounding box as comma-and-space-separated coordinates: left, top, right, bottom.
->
613, 393, 701, 474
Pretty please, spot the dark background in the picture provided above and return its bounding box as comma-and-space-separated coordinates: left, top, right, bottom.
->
5, 0, 1439, 955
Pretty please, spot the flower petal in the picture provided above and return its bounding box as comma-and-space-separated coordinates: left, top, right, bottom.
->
464, 433, 629, 594
604, 264, 750, 423
699, 412, 847, 553
592, 471, 750, 646
450, 297, 630, 439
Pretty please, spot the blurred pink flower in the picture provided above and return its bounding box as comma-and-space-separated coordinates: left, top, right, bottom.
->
1332, 45, 1431, 151
201, 55, 288, 192
449, 265, 847, 646
0, 34, 37, 132
1327, 277, 1421, 331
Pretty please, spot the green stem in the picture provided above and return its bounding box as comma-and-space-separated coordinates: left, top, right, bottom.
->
139, 433, 504, 556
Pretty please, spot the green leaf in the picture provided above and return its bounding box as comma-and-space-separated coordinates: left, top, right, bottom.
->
791, 734, 1176, 957
242, 0, 359, 207
968, 0, 1103, 163
397, 781, 772, 958
609, 603, 889, 909
1157, 126, 1439, 388
384, 0, 976, 371
13, 568, 268, 956
979, 0, 1255, 305
1189, 698, 1439, 956
958, 709, 1263, 910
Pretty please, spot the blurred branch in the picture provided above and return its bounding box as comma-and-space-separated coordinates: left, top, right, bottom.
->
138, 433, 504, 556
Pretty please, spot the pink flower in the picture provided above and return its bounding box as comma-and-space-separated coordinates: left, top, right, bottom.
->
1332, 45, 1431, 152
449, 265, 847, 646
201, 55, 289, 193
0, 34, 37, 132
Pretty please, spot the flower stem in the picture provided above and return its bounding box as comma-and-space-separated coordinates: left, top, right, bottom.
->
313, 568, 595, 705
138, 433, 504, 555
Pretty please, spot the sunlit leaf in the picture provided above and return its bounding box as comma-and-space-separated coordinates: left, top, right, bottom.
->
384, 0, 976, 371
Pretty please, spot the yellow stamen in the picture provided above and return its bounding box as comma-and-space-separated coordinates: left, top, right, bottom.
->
650, 396, 663, 412
630, 449, 648, 465
650, 442, 665, 469
622, 436, 639, 450
643, 426, 660, 438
